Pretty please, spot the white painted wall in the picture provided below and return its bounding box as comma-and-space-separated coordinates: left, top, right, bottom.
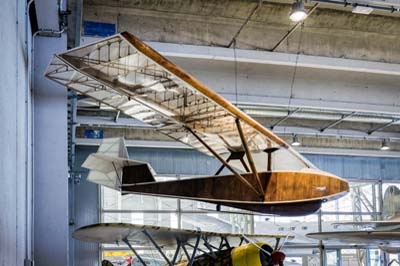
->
33, 0, 69, 265
0, 0, 31, 265
0, 0, 69, 264
34, 36, 69, 266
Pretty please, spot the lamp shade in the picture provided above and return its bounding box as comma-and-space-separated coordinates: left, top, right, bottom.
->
290, 1, 308, 22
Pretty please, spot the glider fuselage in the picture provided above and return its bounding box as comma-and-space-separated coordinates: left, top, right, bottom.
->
122, 170, 349, 216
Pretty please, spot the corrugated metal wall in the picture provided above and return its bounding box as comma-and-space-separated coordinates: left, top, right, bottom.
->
306, 154, 400, 181
72, 145, 400, 265
73, 146, 100, 266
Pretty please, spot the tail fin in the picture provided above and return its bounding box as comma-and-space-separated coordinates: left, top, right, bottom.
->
82, 138, 156, 190
382, 185, 400, 219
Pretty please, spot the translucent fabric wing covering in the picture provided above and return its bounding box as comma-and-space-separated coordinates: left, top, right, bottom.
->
45, 32, 316, 173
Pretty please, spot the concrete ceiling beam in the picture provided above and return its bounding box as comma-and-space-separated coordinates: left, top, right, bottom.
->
144, 41, 400, 76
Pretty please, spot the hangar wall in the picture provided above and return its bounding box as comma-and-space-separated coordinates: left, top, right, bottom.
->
0, 0, 30, 265
0, 0, 70, 264
76, 146, 400, 180
33, 0, 69, 265
34, 34, 69, 265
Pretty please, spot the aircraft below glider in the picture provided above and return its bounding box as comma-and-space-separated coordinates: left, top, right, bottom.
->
307, 186, 400, 255
45, 31, 349, 216
73, 223, 292, 266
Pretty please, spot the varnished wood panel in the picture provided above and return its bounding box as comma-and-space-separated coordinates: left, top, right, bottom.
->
263, 171, 348, 202
123, 171, 349, 204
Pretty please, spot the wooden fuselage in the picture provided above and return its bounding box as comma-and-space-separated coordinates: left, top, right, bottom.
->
122, 170, 349, 216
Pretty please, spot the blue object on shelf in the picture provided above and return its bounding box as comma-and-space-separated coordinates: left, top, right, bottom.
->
84, 129, 104, 139
83, 21, 116, 37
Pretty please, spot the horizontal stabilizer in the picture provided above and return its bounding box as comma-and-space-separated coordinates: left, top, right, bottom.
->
82, 138, 156, 190
122, 164, 155, 185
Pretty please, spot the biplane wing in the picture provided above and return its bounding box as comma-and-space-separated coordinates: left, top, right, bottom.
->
73, 223, 292, 247
74, 223, 291, 266
44, 31, 314, 174
307, 231, 400, 246
333, 219, 400, 228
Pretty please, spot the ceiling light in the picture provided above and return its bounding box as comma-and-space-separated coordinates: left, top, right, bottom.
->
290, 1, 308, 22
352, 5, 374, 15
292, 135, 301, 146
381, 139, 390, 151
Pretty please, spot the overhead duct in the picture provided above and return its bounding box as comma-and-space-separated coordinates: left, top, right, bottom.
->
311, 0, 400, 14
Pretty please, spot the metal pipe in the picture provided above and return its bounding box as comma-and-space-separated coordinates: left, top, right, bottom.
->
372, 183, 377, 221
74, 0, 83, 47
320, 112, 356, 132
30, 27, 65, 255
270, 108, 301, 130
25, 1, 34, 263
378, 180, 383, 220
368, 119, 400, 134
311, 0, 400, 12
318, 210, 325, 266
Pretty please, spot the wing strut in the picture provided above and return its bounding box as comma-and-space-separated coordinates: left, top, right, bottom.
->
236, 118, 265, 195
122, 237, 147, 266
142, 230, 173, 266
185, 126, 264, 199
214, 150, 250, 175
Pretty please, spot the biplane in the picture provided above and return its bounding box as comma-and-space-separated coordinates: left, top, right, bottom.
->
73, 223, 292, 266
45, 31, 349, 216
307, 186, 400, 254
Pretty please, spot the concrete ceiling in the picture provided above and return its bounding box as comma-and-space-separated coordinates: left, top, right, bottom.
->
70, 0, 400, 63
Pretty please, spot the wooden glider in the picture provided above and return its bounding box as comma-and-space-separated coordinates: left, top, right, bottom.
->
73, 223, 292, 266
45, 32, 349, 216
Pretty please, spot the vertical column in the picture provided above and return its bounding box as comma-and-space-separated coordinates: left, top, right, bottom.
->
0, 0, 30, 265
33, 0, 68, 265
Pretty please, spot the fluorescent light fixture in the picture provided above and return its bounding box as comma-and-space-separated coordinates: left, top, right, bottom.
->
381, 139, 390, 151
292, 135, 301, 146
290, 1, 308, 22
352, 5, 373, 15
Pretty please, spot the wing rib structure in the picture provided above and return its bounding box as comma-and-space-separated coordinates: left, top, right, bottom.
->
45, 32, 313, 173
